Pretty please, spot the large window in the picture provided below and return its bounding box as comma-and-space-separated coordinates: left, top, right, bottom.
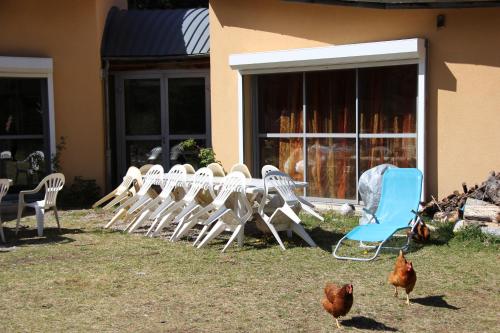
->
253, 64, 417, 200
0, 77, 50, 192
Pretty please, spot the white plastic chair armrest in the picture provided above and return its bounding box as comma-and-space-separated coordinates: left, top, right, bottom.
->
18, 183, 45, 204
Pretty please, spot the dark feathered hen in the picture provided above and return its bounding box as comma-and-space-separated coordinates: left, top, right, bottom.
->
321, 283, 353, 329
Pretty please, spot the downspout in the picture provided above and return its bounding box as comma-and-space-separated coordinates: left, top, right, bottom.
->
103, 59, 112, 193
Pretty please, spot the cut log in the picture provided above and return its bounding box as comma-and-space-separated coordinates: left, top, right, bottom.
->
463, 198, 500, 222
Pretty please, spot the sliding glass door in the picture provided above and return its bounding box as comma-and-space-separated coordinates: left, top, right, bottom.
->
252, 64, 417, 201
115, 71, 210, 177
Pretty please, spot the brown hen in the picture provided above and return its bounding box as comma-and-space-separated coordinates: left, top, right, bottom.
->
321, 283, 353, 328
388, 250, 417, 305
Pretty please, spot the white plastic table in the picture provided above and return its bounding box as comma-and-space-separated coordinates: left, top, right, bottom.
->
160, 173, 308, 248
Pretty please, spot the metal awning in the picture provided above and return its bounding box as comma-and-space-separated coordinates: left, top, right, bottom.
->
101, 7, 209, 59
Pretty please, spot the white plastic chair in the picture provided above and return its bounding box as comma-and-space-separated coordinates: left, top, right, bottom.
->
261, 164, 279, 178
207, 163, 225, 177
183, 164, 196, 174
168, 167, 216, 241
92, 166, 142, 210
0, 179, 12, 242
15, 173, 65, 237
257, 171, 322, 250
230, 163, 252, 179
127, 164, 187, 233
104, 165, 164, 229
139, 164, 154, 175
190, 172, 252, 252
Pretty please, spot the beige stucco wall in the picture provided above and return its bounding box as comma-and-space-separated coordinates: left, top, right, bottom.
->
209, 0, 500, 199
0, 0, 126, 190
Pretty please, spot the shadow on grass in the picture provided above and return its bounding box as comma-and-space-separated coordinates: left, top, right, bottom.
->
2, 227, 83, 247
342, 316, 398, 331
411, 295, 460, 310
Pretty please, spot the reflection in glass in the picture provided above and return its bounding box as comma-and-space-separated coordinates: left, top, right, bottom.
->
359, 65, 417, 134
169, 78, 206, 135
360, 138, 416, 175
307, 139, 356, 199
124, 79, 161, 135
0, 139, 46, 190
0, 78, 46, 135
259, 138, 303, 182
126, 141, 162, 167
258, 73, 303, 133
306, 70, 356, 133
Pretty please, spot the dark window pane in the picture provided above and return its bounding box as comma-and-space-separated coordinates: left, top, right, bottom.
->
306, 138, 356, 199
169, 78, 206, 135
258, 73, 303, 133
306, 70, 355, 133
259, 138, 303, 182
0, 78, 46, 135
359, 138, 416, 175
359, 65, 417, 134
0, 139, 46, 191
126, 140, 162, 167
124, 79, 161, 135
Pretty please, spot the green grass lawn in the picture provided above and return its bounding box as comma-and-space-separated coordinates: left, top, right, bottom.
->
0, 209, 499, 332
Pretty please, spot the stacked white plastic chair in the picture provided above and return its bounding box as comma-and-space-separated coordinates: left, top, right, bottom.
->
105, 165, 164, 229
193, 171, 253, 252
16, 173, 65, 237
92, 166, 142, 210
257, 171, 322, 250
127, 164, 186, 233
169, 167, 216, 241
229, 163, 252, 178
0, 179, 12, 242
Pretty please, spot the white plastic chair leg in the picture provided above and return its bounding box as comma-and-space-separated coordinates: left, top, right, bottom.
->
174, 217, 201, 241
280, 205, 302, 224
290, 222, 317, 247
105, 208, 126, 229
92, 191, 115, 208
103, 192, 129, 210
197, 221, 226, 249
35, 207, 45, 237
193, 224, 210, 246
127, 210, 151, 233
222, 225, 243, 252
54, 207, 61, 231
300, 202, 324, 221
152, 212, 176, 237
266, 222, 286, 250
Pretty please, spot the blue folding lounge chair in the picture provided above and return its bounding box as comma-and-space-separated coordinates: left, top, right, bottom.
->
333, 168, 423, 261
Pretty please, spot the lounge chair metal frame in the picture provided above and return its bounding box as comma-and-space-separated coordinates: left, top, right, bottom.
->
333, 168, 423, 261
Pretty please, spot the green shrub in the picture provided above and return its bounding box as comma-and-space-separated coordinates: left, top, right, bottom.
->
177, 139, 221, 168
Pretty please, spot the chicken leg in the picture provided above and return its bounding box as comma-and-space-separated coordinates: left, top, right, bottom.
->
335, 318, 342, 329
406, 294, 411, 305
394, 287, 398, 297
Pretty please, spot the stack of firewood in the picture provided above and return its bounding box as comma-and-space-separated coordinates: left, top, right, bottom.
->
422, 171, 500, 223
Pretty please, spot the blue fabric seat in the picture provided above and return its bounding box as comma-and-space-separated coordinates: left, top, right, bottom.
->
333, 168, 423, 261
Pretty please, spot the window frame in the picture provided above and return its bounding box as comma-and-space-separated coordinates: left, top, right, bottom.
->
231, 38, 426, 202
113, 69, 211, 176
0, 56, 55, 194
